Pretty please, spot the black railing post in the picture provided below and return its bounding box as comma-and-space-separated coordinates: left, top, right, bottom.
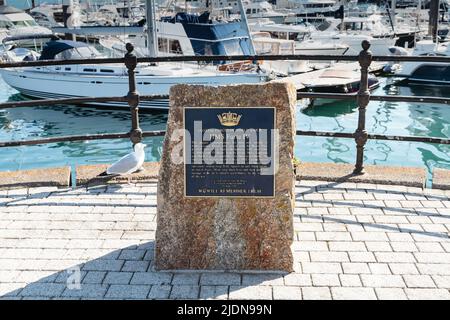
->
124, 43, 142, 145
353, 40, 372, 175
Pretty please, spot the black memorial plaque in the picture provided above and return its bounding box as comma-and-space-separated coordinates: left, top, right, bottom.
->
184, 107, 275, 197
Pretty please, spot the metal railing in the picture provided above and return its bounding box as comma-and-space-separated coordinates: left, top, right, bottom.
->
0, 41, 449, 176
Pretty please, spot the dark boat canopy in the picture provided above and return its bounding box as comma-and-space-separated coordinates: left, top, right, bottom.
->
39, 40, 89, 60
162, 11, 252, 57
0, 5, 23, 14
161, 12, 211, 24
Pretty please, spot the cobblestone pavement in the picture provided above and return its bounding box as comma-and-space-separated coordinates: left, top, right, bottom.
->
1, 180, 450, 300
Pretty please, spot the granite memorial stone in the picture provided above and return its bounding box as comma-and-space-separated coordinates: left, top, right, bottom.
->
155, 82, 296, 271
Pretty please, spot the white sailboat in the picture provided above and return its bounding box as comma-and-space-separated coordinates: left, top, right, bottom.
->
0, 0, 267, 110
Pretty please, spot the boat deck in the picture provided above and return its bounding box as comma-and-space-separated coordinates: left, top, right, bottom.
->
273, 62, 386, 91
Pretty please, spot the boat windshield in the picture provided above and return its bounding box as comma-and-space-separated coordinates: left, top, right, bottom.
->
12, 20, 38, 27
0, 19, 39, 29
54, 46, 101, 60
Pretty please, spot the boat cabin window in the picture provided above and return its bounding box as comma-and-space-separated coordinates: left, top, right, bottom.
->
158, 38, 182, 55
0, 21, 14, 29
100, 69, 114, 73
54, 46, 101, 60
336, 22, 365, 31
83, 68, 97, 72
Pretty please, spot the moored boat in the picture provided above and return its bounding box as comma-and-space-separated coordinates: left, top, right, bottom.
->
301, 67, 380, 106
392, 40, 450, 85
0, 39, 267, 110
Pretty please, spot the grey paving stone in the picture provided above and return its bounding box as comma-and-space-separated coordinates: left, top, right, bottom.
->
169, 285, 200, 299
82, 259, 124, 272
200, 273, 241, 285
130, 272, 172, 285
121, 260, 150, 272
20, 283, 65, 298
103, 272, 133, 284
118, 249, 146, 261
172, 273, 201, 285
62, 284, 108, 299
106, 285, 151, 299
241, 274, 284, 286
82, 271, 107, 284
148, 285, 172, 299
199, 285, 229, 300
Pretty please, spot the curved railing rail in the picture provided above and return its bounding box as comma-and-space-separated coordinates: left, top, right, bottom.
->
0, 41, 449, 175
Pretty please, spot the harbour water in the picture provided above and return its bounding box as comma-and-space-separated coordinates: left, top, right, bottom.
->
1, 0, 449, 184
1, 76, 449, 184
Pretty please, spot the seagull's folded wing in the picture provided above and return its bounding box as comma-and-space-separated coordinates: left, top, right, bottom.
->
106, 153, 139, 175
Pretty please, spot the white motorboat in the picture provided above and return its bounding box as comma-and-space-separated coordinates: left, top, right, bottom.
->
280, 0, 345, 18
301, 66, 380, 106
391, 39, 450, 85
0, 4, 53, 47
243, 0, 292, 23
249, 19, 349, 56
29, 4, 64, 28
311, 15, 414, 55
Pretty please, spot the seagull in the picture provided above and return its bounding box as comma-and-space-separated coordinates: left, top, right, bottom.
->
99, 143, 147, 176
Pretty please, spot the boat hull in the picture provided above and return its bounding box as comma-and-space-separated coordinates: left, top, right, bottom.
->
305, 77, 380, 107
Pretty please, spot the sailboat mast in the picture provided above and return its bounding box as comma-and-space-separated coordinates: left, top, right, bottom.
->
237, 0, 256, 55
146, 0, 158, 58
391, 0, 396, 29
429, 0, 440, 43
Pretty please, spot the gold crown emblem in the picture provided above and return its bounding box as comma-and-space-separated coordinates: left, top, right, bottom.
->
217, 111, 242, 127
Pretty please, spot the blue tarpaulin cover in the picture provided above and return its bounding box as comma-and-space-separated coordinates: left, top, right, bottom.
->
39, 40, 89, 60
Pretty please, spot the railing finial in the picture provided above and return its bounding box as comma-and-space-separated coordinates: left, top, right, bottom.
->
361, 40, 371, 51
126, 43, 134, 54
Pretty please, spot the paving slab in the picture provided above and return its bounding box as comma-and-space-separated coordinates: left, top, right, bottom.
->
75, 162, 159, 186
433, 168, 450, 190
0, 167, 70, 190
296, 163, 426, 188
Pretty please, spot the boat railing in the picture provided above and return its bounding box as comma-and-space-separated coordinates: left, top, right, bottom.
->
0, 40, 449, 176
